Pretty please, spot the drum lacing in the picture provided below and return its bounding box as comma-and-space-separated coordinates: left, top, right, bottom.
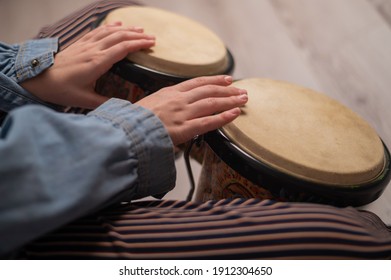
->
184, 135, 202, 201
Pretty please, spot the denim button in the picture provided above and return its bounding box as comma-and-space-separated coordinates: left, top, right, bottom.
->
31, 59, 40, 68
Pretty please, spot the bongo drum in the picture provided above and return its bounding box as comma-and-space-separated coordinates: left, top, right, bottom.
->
192, 78, 391, 206
94, 6, 234, 102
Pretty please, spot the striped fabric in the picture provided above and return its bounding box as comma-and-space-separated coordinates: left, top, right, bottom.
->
35, 0, 140, 50
21, 0, 391, 259
21, 199, 391, 259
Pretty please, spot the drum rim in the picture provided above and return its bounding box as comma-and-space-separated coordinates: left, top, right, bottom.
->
204, 128, 391, 206
113, 48, 235, 80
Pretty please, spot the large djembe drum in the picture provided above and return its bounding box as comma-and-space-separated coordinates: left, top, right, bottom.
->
191, 78, 390, 206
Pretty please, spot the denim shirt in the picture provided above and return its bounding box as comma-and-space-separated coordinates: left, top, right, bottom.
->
0, 39, 176, 256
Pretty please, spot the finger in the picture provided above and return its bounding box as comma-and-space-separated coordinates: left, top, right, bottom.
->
76, 24, 122, 42
103, 21, 123, 27
101, 39, 155, 68
176, 107, 241, 145
187, 93, 248, 119
104, 22, 144, 32
186, 85, 246, 103
129, 26, 144, 33
98, 30, 155, 50
173, 75, 233, 92
199, 107, 242, 131
82, 25, 149, 44
104, 21, 144, 33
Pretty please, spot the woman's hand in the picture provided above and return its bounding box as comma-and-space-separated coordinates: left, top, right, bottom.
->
136, 75, 248, 145
21, 22, 155, 109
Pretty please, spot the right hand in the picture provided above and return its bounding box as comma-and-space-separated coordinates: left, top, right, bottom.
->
136, 75, 248, 145
21, 22, 155, 109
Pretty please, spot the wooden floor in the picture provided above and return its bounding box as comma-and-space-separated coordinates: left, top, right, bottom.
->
1, 0, 391, 224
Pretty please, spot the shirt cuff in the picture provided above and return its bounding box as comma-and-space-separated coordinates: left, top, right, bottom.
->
88, 98, 177, 199
14, 38, 58, 83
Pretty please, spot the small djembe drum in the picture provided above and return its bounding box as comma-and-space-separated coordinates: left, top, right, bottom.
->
94, 6, 234, 103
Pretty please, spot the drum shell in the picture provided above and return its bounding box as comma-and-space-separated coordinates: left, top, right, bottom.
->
195, 142, 276, 202
194, 129, 391, 207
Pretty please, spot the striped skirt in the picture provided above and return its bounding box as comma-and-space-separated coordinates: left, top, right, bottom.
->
20, 199, 391, 259
21, 0, 391, 259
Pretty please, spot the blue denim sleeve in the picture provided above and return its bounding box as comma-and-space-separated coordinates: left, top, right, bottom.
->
0, 38, 58, 82
0, 39, 59, 112
0, 98, 176, 256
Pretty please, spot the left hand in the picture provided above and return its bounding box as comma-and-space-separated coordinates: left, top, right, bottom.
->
21, 22, 155, 109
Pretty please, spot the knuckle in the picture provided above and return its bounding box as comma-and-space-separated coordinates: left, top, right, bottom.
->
193, 76, 209, 85
206, 97, 218, 108
103, 24, 112, 30
100, 25, 116, 34
199, 117, 217, 132
200, 117, 211, 128
203, 84, 218, 93
223, 86, 239, 96
115, 30, 130, 40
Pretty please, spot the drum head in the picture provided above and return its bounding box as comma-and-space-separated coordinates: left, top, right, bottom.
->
222, 78, 386, 186
101, 6, 229, 77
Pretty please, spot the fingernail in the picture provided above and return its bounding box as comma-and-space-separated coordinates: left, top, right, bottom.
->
231, 108, 241, 116
239, 94, 248, 101
106, 21, 122, 27
225, 76, 233, 84
239, 89, 247, 95
132, 26, 144, 32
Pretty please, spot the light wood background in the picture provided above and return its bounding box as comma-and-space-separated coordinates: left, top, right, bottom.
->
1, 0, 390, 224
